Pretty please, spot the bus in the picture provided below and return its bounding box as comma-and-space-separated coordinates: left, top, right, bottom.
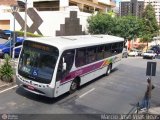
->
16, 35, 124, 98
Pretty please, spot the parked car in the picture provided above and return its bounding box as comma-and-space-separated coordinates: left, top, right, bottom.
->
0, 37, 24, 58
128, 49, 143, 57
0, 29, 9, 40
128, 49, 138, 56
150, 45, 160, 55
137, 50, 143, 56
143, 50, 156, 59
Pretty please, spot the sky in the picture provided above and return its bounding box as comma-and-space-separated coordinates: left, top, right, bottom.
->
116, 0, 121, 7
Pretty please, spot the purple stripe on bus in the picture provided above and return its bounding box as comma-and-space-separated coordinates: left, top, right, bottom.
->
60, 61, 104, 84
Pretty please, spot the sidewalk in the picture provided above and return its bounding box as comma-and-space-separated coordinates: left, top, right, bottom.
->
136, 107, 160, 120
149, 107, 160, 114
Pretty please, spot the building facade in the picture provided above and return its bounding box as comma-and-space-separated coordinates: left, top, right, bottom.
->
119, 0, 144, 17
0, 0, 116, 36
32, 0, 116, 13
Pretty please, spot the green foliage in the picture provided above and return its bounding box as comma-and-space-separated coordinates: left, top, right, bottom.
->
87, 7, 159, 44
87, 13, 114, 34
0, 54, 14, 82
16, 31, 43, 37
114, 16, 144, 40
141, 3, 159, 43
88, 14, 144, 42
107, 10, 116, 17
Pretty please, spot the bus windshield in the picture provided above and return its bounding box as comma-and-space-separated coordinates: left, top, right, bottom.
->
18, 41, 59, 84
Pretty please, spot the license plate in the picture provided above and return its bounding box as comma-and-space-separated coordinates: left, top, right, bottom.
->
27, 85, 34, 90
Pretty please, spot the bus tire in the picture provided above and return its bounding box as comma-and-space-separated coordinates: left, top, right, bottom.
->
106, 64, 112, 76
69, 79, 78, 94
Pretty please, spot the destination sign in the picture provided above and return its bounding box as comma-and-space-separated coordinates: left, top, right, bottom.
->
24, 41, 52, 52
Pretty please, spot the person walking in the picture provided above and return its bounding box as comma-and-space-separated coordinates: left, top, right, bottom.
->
141, 77, 155, 110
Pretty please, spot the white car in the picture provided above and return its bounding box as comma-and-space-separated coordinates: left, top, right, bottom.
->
143, 50, 156, 59
128, 50, 138, 56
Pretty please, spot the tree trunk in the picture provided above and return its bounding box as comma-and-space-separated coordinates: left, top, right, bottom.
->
147, 42, 148, 50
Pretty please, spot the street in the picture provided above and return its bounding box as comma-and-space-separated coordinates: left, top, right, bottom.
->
0, 57, 160, 119
0, 38, 7, 44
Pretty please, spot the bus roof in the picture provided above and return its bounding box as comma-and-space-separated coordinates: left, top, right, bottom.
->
26, 35, 124, 50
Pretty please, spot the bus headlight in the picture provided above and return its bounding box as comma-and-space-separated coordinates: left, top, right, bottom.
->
0, 49, 3, 53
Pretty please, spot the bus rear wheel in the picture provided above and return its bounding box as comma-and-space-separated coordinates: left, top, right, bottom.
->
69, 79, 78, 94
106, 64, 112, 76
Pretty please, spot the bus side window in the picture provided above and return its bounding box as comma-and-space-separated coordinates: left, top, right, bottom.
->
15, 42, 22, 47
111, 43, 119, 55
56, 49, 75, 81
104, 44, 111, 58
97, 45, 105, 60
86, 46, 96, 64
118, 42, 124, 53
75, 48, 86, 67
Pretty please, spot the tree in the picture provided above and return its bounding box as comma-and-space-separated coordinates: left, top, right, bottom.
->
107, 10, 116, 17
87, 7, 159, 49
141, 3, 159, 45
114, 16, 144, 40
88, 14, 144, 43
87, 13, 114, 34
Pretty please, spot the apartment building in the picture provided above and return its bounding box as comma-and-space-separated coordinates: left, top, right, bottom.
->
119, 0, 144, 17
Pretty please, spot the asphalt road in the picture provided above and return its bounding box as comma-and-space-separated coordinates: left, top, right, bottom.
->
0, 57, 160, 119
0, 38, 7, 44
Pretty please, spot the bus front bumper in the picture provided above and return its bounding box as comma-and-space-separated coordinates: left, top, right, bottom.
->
16, 76, 55, 98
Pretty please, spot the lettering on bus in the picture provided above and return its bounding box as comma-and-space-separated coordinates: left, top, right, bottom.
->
30, 43, 50, 51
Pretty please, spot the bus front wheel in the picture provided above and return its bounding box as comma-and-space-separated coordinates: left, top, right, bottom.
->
106, 64, 112, 76
69, 79, 78, 94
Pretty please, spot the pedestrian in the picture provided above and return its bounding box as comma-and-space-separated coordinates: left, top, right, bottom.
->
141, 78, 155, 110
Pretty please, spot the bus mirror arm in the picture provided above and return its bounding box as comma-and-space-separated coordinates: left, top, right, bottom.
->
62, 57, 66, 71
63, 62, 66, 71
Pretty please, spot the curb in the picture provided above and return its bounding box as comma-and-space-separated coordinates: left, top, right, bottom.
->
0, 81, 16, 91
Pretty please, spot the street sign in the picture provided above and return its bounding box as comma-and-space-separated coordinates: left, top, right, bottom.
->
146, 62, 157, 76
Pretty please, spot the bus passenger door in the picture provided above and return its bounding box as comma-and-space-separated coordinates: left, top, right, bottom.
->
55, 49, 75, 96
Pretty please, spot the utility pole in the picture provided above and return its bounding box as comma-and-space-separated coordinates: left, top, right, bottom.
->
10, 5, 18, 59
24, 0, 27, 39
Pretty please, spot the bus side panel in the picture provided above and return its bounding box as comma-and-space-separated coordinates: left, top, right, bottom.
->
80, 66, 107, 86
54, 81, 72, 97
112, 54, 122, 69
54, 55, 121, 97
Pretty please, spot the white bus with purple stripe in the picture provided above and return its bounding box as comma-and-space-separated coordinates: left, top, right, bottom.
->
16, 35, 124, 98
